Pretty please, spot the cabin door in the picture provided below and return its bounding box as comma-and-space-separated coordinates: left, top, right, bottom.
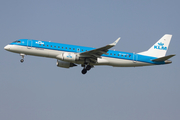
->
133, 53, 138, 63
27, 40, 32, 49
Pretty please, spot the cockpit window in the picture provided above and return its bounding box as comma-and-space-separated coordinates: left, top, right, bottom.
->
13, 40, 21, 43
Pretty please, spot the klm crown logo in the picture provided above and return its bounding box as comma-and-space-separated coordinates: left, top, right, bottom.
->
158, 42, 164, 46
67, 55, 72, 58
154, 42, 167, 50
36, 41, 44, 44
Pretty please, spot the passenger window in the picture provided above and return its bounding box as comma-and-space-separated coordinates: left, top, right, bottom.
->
69, 48, 71, 50
47, 45, 49, 47
58, 46, 60, 48
110, 53, 112, 55
125, 55, 127, 57
62, 47, 64, 49
121, 55, 123, 57
51, 45, 52, 47
43, 44, 45, 46
66, 47, 67, 49
39, 44, 41, 46
73, 48, 75, 50
114, 54, 116, 56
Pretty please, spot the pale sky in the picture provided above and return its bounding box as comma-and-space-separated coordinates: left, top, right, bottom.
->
1, 0, 180, 120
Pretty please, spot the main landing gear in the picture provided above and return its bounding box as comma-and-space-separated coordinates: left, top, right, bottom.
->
81, 65, 92, 74
20, 53, 25, 63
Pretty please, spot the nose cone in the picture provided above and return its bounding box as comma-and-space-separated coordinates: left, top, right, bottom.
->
4, 45, 11, 50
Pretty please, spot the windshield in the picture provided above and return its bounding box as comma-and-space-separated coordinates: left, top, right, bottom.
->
12, 40, 21, 43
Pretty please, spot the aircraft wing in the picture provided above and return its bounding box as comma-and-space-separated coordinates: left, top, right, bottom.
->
80, 37, 120, 58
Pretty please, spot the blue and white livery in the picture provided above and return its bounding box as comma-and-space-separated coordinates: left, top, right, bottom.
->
4, 34, 175, 74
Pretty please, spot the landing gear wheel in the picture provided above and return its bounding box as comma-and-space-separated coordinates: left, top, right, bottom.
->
86, 65, 91, 71
20, 59, 24, 63
82, 69, 87, 74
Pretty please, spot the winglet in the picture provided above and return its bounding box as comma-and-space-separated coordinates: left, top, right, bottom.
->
109, 37, 120, 46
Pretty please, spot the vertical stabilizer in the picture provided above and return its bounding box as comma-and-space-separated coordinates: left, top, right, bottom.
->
138, 34, 172, 58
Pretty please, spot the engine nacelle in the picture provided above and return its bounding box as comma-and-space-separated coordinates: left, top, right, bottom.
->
56, 60, 77, 68
56, 52, 79, 62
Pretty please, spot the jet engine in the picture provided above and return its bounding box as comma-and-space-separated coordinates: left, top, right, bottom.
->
56, 52, 79, 62
56, 60, 77, 68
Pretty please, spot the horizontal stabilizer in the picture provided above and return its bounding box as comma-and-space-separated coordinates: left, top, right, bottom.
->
152, 54, 175, 62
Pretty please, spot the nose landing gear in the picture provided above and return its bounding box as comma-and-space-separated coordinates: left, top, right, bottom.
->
20, 53, 25, 63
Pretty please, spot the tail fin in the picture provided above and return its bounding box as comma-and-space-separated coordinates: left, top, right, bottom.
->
138, 34, 172, 58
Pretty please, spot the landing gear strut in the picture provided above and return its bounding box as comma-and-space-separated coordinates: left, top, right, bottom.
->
20, 53, 25, 63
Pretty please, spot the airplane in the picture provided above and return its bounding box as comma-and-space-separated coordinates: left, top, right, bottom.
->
4, 34, 175, 74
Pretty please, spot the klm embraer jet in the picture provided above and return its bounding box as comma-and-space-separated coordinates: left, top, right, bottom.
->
4, 34, 175, 74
